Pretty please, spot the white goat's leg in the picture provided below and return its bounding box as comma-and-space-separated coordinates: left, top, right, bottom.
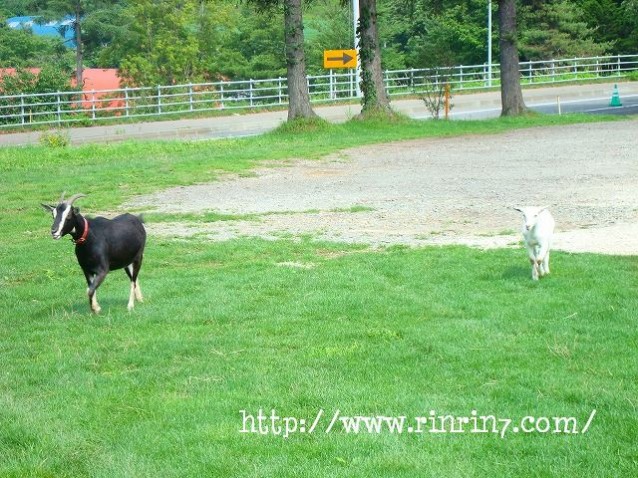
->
127, 282, 136, 311
538, 243, 551, 277
541, 249, 551, 276
530, 258, 539, 280
527, 248, 538, 280
134, 280, 143, 302
528, 248, 539, 281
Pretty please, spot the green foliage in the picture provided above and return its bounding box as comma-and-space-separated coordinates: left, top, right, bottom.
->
579, 0, 638, 54
231, 8, 286, 79
15, 0, 127, 80
0, 64, 71, 94
113, 0, 204, 85
386, 0, 489, 68
0, 0, 31, 16
519, 0, 613, 60
0, 20, 73, 68
104, 0, 285, 85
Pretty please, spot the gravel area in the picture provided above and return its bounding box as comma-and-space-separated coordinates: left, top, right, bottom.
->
129, 120, 638, 255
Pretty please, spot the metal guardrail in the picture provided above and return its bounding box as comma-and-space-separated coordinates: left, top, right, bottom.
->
1, 54, 637, 129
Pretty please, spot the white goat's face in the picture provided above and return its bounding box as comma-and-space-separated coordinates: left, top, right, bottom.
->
514, 206, 547, 231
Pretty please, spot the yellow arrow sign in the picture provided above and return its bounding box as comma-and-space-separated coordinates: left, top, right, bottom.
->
323, 49, 357, 69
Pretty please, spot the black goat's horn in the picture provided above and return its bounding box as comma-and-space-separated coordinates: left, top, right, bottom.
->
59, 191, 66, 203
66, 193, 86, 206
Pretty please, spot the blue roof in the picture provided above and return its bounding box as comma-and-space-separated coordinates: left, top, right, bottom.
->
7, 16, 76, 47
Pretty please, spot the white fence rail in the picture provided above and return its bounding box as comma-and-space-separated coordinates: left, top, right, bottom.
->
1, 54, 636, 129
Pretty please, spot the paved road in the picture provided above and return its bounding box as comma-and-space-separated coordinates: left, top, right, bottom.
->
1, 81, 636, 147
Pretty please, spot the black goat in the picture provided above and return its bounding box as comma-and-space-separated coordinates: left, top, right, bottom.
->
42, 192, 146, 313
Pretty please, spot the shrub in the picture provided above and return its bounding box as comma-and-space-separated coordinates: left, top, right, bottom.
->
39, 129, 70, 148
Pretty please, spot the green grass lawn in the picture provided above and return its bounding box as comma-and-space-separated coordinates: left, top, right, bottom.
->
1, 115, 637, 477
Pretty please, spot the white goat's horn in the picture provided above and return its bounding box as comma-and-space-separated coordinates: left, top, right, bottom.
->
66, 193, 86, 206
59, 191, 66, 203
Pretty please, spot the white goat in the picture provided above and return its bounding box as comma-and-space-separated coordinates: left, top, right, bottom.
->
513, 206, 555, 281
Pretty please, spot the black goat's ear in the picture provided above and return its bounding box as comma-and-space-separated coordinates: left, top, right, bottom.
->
41, 203, 54, 213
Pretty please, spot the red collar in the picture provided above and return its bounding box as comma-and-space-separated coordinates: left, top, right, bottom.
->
74, 217, 89, 245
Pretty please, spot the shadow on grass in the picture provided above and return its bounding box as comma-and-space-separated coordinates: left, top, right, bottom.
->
501, 265, 530, 280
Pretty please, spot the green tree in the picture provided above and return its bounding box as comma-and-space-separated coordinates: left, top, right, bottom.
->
104, 1, 284, 85
386, 0, 487, 68
622, 0, 638, 52
519, 0, 612, 60
17, 0, 125, 85
579, 0, 636, 53
358, 0, 393, 116
115, 0, 204, 86
246, 0, 317, 120
0, 19, 73, 68
498, 0, 528, 116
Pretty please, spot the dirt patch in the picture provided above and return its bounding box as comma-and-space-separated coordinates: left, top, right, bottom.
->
128, 120, 638, 255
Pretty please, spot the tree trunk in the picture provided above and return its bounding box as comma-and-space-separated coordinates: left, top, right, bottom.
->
498, 0, 528, 116
74, 5, 83, 88
284, 0, 317, 120
358, 0, 392, 116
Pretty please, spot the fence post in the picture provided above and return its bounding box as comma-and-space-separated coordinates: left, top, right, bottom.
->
220, 82, 225, 109
91, 90, 96, 120
551, 60, 556, 82
410, 68, 415, 91
20, 94, 25, 125
249, 79, 254, 107
189, 83, 194, 111
617, 55, 622, 76
328, 70, 333, 100
384, 70, 390, 95
124, 87, 130, 117
459, 65, 464, 90
278, 77, 283, 104
528, 61, 533, 81
157, 85, 162, 114
56, 91, 62, 126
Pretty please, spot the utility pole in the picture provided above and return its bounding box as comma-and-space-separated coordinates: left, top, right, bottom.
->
353, 0, 362, 97
488, 0, 493, 87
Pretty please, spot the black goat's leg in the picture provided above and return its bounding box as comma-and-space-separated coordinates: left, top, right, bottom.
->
124, 265, 135, 310
125, 256, 144, 308
88, 270, 108, 314
133, 255, 144, 303
125, 261, 143, 310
